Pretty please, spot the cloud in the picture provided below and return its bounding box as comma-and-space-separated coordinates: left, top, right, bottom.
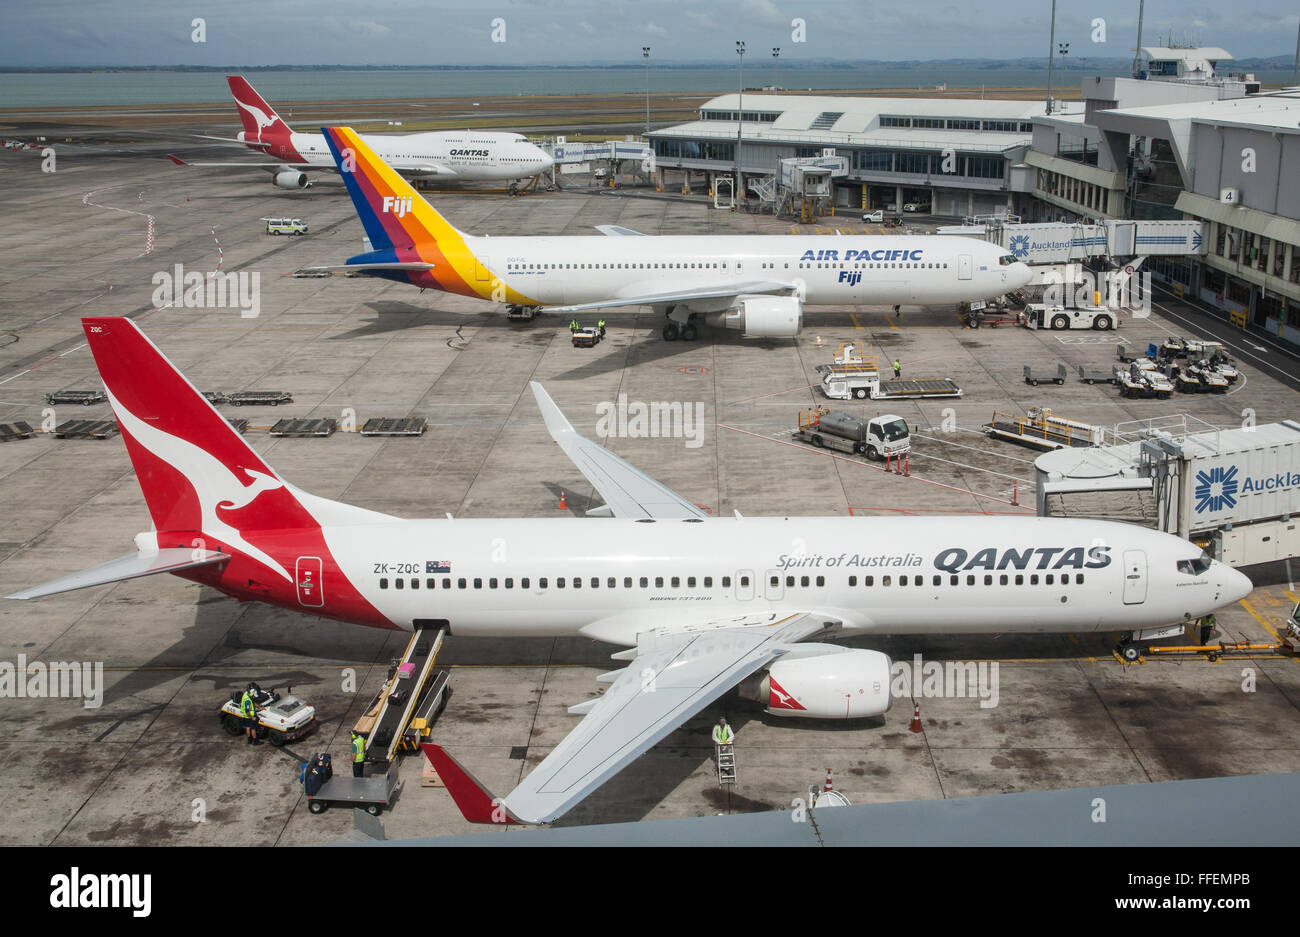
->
637, 21, 668, 38
738, 0, 785, 27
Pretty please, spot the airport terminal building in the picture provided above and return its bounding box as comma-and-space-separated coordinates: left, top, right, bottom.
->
646, 94, 1061, 218
1027, 55, 1300, 346
649, 49, 1300, 349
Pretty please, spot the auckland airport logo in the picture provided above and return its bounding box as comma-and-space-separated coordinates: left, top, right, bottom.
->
1194, 464, 1300, 514
596, 395, 706, 450
152, 264, 260, 319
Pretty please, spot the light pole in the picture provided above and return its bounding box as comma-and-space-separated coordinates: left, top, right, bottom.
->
1045, 0, 1057, 114
642, 47, 651, 135
772, 46, 780, 89
735, 40, 745, 206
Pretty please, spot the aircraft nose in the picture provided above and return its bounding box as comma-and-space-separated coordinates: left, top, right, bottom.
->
1225, 565, 1253, 603
1015, 262, 1033, 288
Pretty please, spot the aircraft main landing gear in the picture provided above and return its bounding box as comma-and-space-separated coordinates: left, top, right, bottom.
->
662, 307, 699, 342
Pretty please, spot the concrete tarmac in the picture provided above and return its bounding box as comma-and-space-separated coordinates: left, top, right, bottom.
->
1, 140, 1298, 844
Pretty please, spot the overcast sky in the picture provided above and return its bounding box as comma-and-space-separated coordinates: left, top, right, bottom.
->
2, 0, 1297, 67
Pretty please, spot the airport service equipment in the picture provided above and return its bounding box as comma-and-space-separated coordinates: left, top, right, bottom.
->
219, 684, 316, 747
571, 327, 602, 348
305, 763, 400, 816
265, 217, 307, 236
1023, 303, 1117, 331
793, 407, 910, 461
1024, 363, 1067, 386
816, 363, 962, 401
1115, 362, 1173, 399
1078, 364, 1117, 385
984, 407, 1103, 451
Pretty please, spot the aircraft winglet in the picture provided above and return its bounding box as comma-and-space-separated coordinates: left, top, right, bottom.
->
420, 744, 524, 825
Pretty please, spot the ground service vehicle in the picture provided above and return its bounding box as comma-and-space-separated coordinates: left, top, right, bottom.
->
219, 684, 316, 746
1023, 303, 1115, 331
793, 407, 910, 461
265, 217, 308, 235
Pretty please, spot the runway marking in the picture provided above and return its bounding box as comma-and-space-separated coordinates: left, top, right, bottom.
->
727, 382, 818, 405
1239, 598, 1281, 641
718, 422, 1033, 509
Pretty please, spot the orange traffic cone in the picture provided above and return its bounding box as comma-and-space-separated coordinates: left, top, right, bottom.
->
824, 768, 834, 792
558, 489, 567, 510
909, 702, 923, 733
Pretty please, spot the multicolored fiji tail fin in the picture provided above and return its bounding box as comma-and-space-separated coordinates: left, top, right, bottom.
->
320, 126, 532, 303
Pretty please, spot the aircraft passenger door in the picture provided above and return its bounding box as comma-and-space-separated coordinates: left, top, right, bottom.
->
958, 254, 973, 280
1122, 549, 1147, 605
296, 556, 324, 608
735, 570, 754, 601
764, 568, 784, 602
475, 255, 493, 283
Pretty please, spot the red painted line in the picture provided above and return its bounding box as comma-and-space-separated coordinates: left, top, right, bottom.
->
718, 423, 1035, 511
728, 382, 819, 405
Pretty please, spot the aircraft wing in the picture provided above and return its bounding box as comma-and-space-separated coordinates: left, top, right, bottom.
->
6, 548, 230, 600
544, 280, 795, 315
166, 155, 309, 171
530, 381, 709, 520
426, 610, 828, 825
594, 224, 648, 236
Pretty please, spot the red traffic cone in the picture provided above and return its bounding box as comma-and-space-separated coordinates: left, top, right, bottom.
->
909, 702, 923, 733
824, 768, 834, 792
558, 489, 567, 510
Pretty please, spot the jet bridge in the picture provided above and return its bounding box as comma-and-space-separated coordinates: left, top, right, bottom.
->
937, 219, 1206, 265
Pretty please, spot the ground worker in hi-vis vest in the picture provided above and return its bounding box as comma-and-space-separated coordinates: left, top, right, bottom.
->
569, 320, 579, 333
712, 716, 734, 746
351, 731, 366, 778
241, 684, 260, 745
597, 319, 606, 338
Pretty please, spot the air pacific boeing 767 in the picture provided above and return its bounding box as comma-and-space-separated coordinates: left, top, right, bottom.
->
7, 317, 1251, 824
309, 126, 1034, 341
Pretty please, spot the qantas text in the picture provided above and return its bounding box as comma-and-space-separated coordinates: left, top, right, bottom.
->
933, 545, 1112, 572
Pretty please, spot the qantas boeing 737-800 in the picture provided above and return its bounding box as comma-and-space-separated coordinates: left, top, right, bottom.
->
309, 126, 1034, 341
7, 317, 1252, 824
168, 77, 552, 190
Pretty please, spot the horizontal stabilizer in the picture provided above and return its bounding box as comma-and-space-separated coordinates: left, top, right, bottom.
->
295, 262, 438, 275
7, 548, 230, 600
594, 224, 647, 236
420, 744, 523, 825
609, 648, 638, 661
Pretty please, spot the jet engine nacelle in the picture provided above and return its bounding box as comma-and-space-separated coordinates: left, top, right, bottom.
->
709, 295, 803, 338
274, 170, 310, 189
739, 646, 893, 719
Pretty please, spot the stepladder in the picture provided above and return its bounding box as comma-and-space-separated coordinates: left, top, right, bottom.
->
715, 743, 736, 786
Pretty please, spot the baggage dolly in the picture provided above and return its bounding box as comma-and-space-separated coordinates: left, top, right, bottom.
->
305, 763, 400, 816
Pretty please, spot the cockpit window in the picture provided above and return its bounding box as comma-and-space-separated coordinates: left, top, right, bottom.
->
998, 254, 1018, 266
1176, 552, 1213, 576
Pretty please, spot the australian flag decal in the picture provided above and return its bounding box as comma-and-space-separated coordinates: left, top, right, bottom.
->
427, 561, 452, 574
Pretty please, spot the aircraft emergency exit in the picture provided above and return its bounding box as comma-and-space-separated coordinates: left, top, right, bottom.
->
310, 126, 1034, 340
8, 317, 1251, 824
